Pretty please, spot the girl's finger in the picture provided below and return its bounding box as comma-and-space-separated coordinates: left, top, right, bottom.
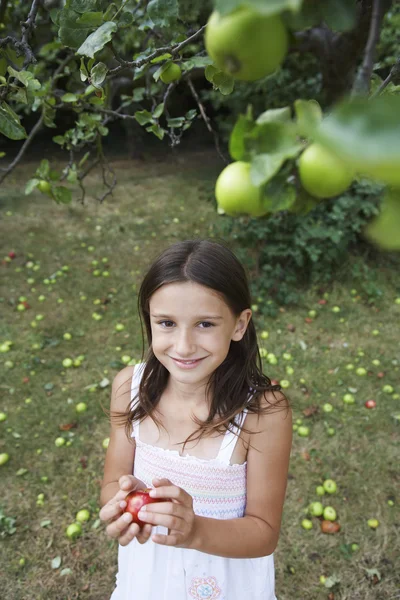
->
106, 510, 136, 538
136, 523, 153, 544
118, 522, 141, 547
99, 500, 123, 523
138, 510, 184, 531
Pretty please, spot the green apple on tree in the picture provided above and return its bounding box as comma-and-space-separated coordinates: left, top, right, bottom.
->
159, 62, 182, 84
215, 162, 267, 217
37, 180, 52, 195
205, 6, 288, 81
298, 143, 353, 199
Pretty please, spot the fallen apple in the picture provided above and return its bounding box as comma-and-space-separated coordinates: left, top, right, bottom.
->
367, 518, 379, 529
323, 479, 337, 494
66, 522, 82, 540
321, 520, 341, 534
124, 489, 164, 527
309, 501, 324, 517
301, 518, 313, 530
0, 452, 10, 465
76, 509, 90, 523
365, 399, 376, 409
297, 425, 310, 437
323, 506, 337, 521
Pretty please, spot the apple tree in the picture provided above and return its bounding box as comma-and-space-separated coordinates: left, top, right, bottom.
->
0, 0, 400, 250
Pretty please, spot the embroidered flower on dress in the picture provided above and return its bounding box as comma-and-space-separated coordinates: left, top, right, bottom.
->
188, 576, 222, 599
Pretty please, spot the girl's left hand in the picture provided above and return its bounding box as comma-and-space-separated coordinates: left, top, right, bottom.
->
137, 478, 197, 548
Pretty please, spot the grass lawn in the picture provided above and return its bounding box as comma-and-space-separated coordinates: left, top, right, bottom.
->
1, 152, 399, 600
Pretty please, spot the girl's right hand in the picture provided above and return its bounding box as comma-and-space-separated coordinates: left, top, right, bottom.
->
99, 475, 153, 546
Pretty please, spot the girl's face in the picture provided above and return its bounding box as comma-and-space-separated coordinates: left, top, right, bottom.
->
149, 281, 251, 385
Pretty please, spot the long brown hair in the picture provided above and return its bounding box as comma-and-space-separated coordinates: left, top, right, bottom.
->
110, 238, 290, 453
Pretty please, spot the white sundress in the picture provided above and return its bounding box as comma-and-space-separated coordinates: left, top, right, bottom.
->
110, 362, 277, 600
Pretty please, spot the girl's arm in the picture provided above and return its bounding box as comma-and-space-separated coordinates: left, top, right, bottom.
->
191, 390, 293, 558
99, 366, 153, 546
100, 365, 137, 507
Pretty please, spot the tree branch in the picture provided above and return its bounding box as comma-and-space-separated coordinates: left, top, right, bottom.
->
352, 0, 384, 95
108, 25, 206, 76
370, 57, 400, 98
0, 112, 44, 183
186, 76, 228, 165
0, 0, 43, 68
0, 52, 74, 184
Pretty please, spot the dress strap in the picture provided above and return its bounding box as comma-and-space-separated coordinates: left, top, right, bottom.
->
216, 409, 248, 465
130, 362, 145, 439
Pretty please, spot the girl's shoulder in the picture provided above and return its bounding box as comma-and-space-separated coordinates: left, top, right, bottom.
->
111, 364, 137, 411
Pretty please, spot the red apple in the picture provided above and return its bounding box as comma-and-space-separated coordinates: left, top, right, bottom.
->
123, 489, 164, 526
365, 399, 377, 409
8, 251, 16, 259
321, 520, 341, 534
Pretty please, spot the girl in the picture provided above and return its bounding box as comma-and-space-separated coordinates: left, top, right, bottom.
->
99, 238, 292, 600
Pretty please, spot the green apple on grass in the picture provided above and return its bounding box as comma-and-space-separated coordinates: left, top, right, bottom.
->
323, 506, 337, 521
323, 479, 337, 494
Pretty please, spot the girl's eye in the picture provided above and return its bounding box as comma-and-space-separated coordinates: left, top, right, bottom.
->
156, 321, 214, 328
199, 321, 214, 328
158, 320, 174, 328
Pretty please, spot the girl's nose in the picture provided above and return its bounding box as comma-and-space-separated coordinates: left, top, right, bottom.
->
175, 329, 196, 356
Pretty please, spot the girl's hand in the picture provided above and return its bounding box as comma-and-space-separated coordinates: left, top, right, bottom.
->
99, 475, 153, 546
137, 478, 197, 549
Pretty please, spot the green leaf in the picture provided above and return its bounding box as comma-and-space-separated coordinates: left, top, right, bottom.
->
205, 65, 219, 83
53, 186, 72, 204
167, 117, 185, 128
51, 556, 62, 569
251, 153, 287, 186
146, 123, 165, 139
25, 178, 40, 195
181, 56, 213, 72
310, 95, 400, 185
153, 102, 164, 119
0, 102, 27, 140
150, 53, 172, 64
76, 12, 104, 27
294, 99, 322, 137
37, 159, 50, 179
215, 0, 302, 17
80, 57, 89, 82
256, 107, 291, 125
229, 113, 255, 161
77, 21, 117, 58
289, 190, 320, 215
61, 93, 79, 103
212, 71, 235, 95
90, 62, 108, 87
364, 189, 400, 250
148, 0, 179, 27
261, 174, 297, 213
70, 0, 101, 13
118, 11, 134, 28
7, 67, 41, 91
134, 110, 153, 126
59, 7, 95, 49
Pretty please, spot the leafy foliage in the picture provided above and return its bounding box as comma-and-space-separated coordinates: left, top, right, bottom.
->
214, 180, 385, 312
